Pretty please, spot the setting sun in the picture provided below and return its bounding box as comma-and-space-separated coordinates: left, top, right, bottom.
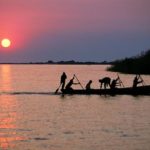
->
1, 38, 11, 48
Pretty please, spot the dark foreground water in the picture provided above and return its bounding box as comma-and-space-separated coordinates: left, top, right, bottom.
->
0, 65, 150, 150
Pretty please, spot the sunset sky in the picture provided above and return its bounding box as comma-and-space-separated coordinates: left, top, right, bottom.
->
0, 0, 150, 62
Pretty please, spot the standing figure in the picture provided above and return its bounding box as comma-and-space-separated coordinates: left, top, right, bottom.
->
99, 77, 111, 89
60, 72, 67, 90
133, 75, 143, 88
85, 80, 92, 90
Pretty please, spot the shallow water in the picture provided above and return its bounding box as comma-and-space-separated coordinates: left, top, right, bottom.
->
0, 65, 150, 150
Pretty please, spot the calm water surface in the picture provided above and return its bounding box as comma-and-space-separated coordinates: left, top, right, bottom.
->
0, 65, 150, 150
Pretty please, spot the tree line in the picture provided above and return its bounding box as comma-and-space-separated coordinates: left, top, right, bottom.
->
108, 49, 150, 74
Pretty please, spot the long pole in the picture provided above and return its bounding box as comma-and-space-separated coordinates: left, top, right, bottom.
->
117, 74, 125, 88
55, 83, 61, 94
74, 74, 84, 89
139, 75, 145, 86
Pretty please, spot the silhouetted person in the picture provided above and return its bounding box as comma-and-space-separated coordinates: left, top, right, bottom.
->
99, 77, 111, 89
133, 75, 143, 88
85, 80, 92, 90
65, 76, 79, 91
110, 77, 120, 89
60, 72, 67, 90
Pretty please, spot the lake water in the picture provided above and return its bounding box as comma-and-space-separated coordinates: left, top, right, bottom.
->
0, 65, 150, 150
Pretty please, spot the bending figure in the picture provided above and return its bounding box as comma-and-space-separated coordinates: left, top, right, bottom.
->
99, 77, 111, 89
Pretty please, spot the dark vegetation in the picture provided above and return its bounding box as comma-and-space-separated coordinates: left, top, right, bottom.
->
0, 60, 110, 65
47, 60, 109, 65
108, 49, 150, 74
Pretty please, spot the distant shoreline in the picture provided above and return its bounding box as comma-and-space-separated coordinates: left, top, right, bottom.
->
0, 61, 111, 65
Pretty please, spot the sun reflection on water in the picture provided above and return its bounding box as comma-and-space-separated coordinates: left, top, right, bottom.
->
0, 65, 14, 92
0, 65, 25, 149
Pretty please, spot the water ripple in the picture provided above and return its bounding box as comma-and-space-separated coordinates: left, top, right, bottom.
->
0, 91, 60, 95
34, 137, 49, 141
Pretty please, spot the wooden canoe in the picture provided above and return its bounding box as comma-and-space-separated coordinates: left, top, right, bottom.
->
61, 85, 150, 95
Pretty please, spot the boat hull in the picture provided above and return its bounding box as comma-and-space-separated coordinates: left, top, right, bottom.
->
61, 85, 150, 95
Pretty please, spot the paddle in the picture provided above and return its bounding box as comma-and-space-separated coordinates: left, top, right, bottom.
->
138, 74, 146, 86
55, 84, 61, 94
74, 74, 84, 89
117, 74, 125, 88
